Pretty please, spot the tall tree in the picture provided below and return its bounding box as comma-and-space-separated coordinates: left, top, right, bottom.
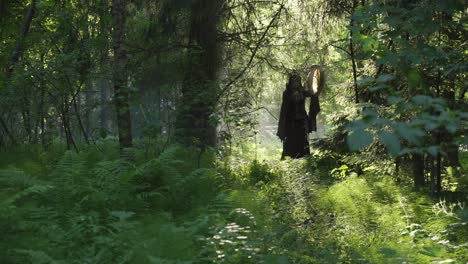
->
176, 0, 224, 147
345, 0, 467, 192
5, 0, 36, 77
0, 0, 37, 145
112, 0, 133, 148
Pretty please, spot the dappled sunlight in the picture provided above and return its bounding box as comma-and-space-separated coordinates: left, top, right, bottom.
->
0, 0, 466, 263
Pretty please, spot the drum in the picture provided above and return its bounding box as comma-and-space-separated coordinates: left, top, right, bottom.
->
304, 65, 325, 96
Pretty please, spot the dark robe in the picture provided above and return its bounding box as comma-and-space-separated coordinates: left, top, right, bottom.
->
277, 89, 310, 159
308, 95, 320, 132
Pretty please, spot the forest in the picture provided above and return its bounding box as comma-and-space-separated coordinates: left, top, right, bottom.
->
0, 0, 467, 263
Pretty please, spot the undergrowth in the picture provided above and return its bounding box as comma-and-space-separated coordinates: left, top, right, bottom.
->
0, 141, 466, 263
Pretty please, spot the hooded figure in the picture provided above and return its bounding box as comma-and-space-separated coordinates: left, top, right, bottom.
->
276, 69, 325, 159
277, 74, 310, 159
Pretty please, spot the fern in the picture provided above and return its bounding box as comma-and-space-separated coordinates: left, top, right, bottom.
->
49, 151, 85, 180
0, 168, 53, 207
206, 193, 232, 214
14, 249, 64, 264
0, 168, 36, 188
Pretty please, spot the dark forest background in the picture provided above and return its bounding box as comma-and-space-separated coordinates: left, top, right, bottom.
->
0, 0, 467, 263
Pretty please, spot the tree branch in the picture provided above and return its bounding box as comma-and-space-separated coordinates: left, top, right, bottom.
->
216, 2, 285, 103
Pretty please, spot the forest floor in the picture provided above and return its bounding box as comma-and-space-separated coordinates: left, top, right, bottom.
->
0, 141, 467, 263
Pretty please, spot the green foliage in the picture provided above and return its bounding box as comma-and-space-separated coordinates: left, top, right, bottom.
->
228, 153, 468, 263
1, 138, 467, 264
346, 96, 467, 157
1, 1, 467, 263
0, 143, 221, 263
345, 0, 467, 160
229, 159, 277, 186
347, 128, 373, 151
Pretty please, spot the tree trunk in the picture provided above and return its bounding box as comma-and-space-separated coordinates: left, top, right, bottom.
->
446, 143, 460, 167
429, 156, 436, 194
39, 87, 46, 149
98, 9, 112, 139
444, 89, 460, 167
83, 81, 93, 139
436, 153, 442, 193
349, 0, 359, 104
61, 106, 77, 152
412, 154, 425, 189
73, 97, 90, 144
2, 0, 37, 146
99, 77, 111, 138
0, 1, 5, 19
6, 0, 36, 77
428, 153, 442, 195
0, 116, 15, 144
176, 0, 222, 147
434, 70, 442, 193
112, 0, 133, 149
21, 96, 32, 143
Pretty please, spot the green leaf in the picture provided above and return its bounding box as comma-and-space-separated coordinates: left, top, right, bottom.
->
346, 120, 367, 130
387, 96, 403, 105
348, 25, 361, 33
383, 16, 402, 27
412, 95, 431, 105
455, 111, 468, 120
362, 109, 378, 123
446, 121, 458, 133
374, 118, 391, 126
378, 131, 401, 157
347, 129, 373, 151
376, 74, 395, 83
407, 71, 422, 88
369, 84, 388, 92
357, 76, 375, 86
362, 108, 378, 118
426, 146, 440, 157
395, 123, 425, 144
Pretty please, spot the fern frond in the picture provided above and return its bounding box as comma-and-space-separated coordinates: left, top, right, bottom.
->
0, 168, 36, 188
28, 206, 60, 221
1, 183, 53, 207
14, 249, 64, 264
49, 151, 85, 181
136, 190, 165, 201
